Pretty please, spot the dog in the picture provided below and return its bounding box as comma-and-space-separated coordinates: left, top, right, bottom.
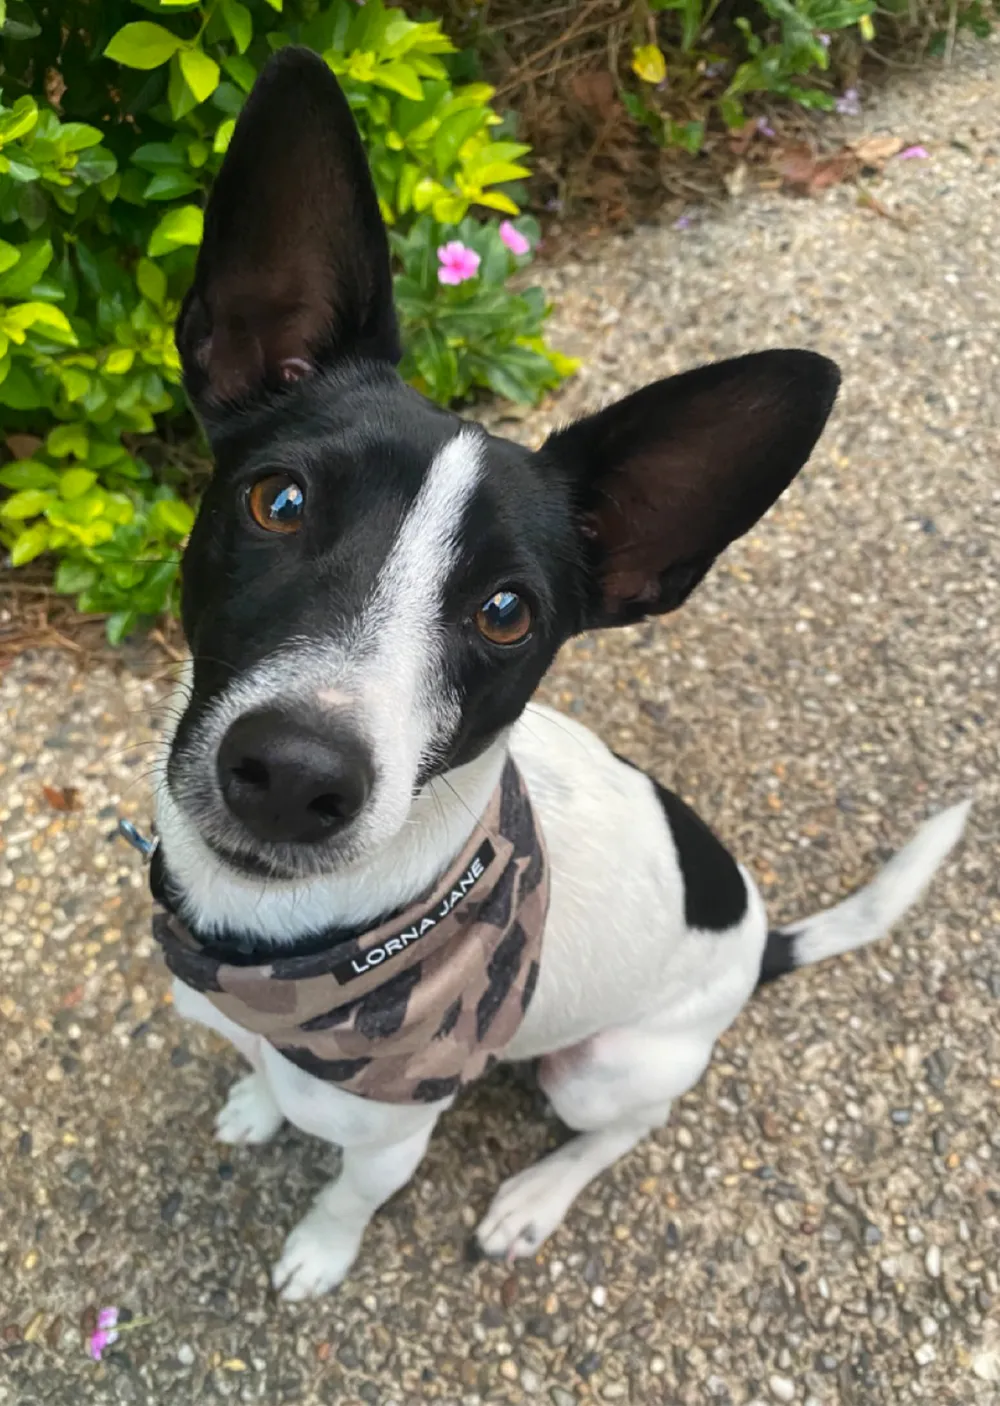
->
151, 47, 970, 1300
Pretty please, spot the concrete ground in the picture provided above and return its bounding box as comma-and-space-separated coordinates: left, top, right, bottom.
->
2, 38, 998, 1406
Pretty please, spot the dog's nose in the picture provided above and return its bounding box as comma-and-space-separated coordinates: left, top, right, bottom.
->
217, 708, 373, 845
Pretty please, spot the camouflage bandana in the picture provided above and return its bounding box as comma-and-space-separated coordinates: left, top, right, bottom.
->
152, 759, 548, 1104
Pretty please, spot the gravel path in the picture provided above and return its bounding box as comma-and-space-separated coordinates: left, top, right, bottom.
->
2, 39, 998, 1406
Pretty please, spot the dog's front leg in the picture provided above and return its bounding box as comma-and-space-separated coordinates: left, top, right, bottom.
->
260, 1043, 448, 1300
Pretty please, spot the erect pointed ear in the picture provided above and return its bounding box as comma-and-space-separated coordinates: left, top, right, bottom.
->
176, 46, 400, 413
545, 349, 840, 628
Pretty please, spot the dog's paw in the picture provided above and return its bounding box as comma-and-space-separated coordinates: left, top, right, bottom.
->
215, 1072, 284, 1146
475, 1158, 575, 1262
272, 1210, 363, 1301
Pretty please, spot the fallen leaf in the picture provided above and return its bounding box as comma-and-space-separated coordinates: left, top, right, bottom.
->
6, 433, 42, 460
23, 1311, 46, 1343
773, 142, 859, 196
60, 984, 85, 1009
501, 1274, 519, 1307
571, 70, 618, 119
42, 784, 82, 812
850, 134, 904, 168
316, 1342, 331, 1363
222, 1358, 248, 1372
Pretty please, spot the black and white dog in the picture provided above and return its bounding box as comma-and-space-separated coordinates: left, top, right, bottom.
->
154, 48, 969, 1299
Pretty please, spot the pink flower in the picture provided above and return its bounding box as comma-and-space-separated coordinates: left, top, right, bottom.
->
437, 241, 481, 286
499, 220, 531, 257
897, 144, 929, 160
88, 1308, 120, 1361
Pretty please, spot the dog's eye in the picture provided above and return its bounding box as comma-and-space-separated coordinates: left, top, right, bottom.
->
247, 475, 305, 534
475, 590, 532, 647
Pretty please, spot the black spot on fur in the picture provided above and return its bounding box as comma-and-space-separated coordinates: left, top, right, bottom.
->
651, 780, 747, 931
614, 754, 747, 933
521, 959, 540, 1013
435, 997, 462, 1039
281, 1049, 371, 1082
413, 1075, 460, 1102
758, 929, 797, 985
476, 922, 527, 1041
354, 963, 422, 1040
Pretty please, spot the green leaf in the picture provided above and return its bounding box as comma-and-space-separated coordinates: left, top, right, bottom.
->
432, 109, 485, 177
179, 47, 221, 104
131, 141, 186, 172
221, 54, 256, 92
0, 487, 52, 519
144, 169, 200, 200
106, 609, 139, 646
0, 460, 59, 490
9, 522, 50, 565
59, 123, 104, 152
105, 21, 183, 70
59, 468, 98, 500
0, 95, 38, 145
136, 257, 167, 306
213, 118, 236, 154
6, 301, 76, 342
371, 62, 424, 102
0, 238, 53, 298
221, 0, 252, 54
408, 325, 458, 401
148, 204, 204, 257
151, 496, 195, 537
0, 240, 18, 276
54, 559, 98, 595
168, 52, 200, 120
47, 423, 89, 458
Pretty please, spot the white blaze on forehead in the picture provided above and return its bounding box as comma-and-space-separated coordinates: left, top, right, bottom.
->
350, 425, 485, 780
367, 427, 485, 641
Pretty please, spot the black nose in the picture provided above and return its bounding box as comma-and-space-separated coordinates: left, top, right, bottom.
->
217, 708, 373, 845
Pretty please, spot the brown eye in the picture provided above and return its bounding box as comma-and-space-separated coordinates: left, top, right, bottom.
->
247, 475, 304, 534
475, 590, 532, 646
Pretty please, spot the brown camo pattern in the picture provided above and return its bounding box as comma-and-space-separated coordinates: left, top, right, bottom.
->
154, 760, 548, 1104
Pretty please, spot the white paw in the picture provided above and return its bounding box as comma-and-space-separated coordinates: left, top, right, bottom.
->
476, 1156, 576, 1261
215, 1072, 284, 1146
272, 1210, 363, 1301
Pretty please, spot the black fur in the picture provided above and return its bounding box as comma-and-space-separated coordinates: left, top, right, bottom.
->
650, 781, 748, 931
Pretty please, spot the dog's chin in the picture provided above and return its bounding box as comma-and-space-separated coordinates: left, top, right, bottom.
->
200, 827, 362, 884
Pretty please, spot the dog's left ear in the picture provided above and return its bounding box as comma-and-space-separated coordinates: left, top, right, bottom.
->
176, 46, 399, 412
545, 349, 840, 628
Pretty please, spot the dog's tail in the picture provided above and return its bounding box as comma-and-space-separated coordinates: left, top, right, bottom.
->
758, 799, 972, 986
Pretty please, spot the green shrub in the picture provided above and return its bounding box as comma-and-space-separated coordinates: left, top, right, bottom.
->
0, 0, 574, 642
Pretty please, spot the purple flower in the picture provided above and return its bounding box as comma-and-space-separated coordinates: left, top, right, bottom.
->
897, 144, 929, 160
88, 1308, 120, 1361
835, 87, 861, 117
437, 241, 481, 286
757, 116, 776, 138
673, 213, 692, 230
498, 220, 531, 257
817, 32, 831, 47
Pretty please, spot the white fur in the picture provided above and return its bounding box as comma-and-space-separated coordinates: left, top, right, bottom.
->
168, 699, 969, 1295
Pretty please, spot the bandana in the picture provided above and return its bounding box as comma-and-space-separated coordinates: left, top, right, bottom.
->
152, 759, 548, 1105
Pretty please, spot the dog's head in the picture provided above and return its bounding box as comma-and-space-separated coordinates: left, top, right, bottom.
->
165, 47, 839, 883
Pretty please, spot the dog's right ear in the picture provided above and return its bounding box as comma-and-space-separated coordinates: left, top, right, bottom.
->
176, 46, 399, 414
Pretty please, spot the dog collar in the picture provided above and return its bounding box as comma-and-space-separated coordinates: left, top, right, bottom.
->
151, 759, 548, 1104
